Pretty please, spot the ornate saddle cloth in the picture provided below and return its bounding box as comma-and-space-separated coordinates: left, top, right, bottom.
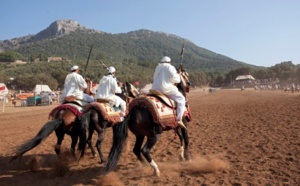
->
82, 101, 122, 124
64, 96, 89, 107
128, 92, 192, 130
48, 103, 83, 120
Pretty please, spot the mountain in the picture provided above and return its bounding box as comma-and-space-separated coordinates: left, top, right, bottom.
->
0, 20, 100, 51
0, 19, 255, 73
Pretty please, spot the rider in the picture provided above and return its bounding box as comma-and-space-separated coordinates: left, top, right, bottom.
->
60, 65, 94, 103
152, 56, 187, 129
95, 66, 126, 121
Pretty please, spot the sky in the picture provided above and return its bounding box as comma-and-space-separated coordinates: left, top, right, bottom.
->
1, 0, 299, 67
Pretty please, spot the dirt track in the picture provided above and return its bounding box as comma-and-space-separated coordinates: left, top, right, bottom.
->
0, 89, 299, 186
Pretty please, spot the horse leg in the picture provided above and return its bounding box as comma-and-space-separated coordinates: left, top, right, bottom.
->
176, 128, 185, 161
77, 120, 87, 160
70, 133, 78, 159
141, 134, 161, 177
95, 128, 106, 163
86, 127, 96, 157
54, 128, 65, 155
133, 135, 146, 164
180, 128, 190, 161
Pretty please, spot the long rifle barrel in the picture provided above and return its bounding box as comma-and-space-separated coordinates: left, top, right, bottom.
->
179, 42, 186, 70
83, 45, 93, 78
98, 59, 121, 83
99, 59, 109, 70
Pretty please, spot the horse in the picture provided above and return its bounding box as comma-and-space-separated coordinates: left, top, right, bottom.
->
81, 82, 139, 163
283, 87, 290, 92
11, 81, 95, 162
103, 69, 192, 176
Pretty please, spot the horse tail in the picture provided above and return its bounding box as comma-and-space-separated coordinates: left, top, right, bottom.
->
81, 110, 91, 130
77, 110, 92, 159
103, 115, 129, 173
11, 119, 62, 162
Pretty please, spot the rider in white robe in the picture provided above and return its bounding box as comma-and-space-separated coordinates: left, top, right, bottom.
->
95, 66, 126, 120
152, 56, 187, 129
60, 65, 94, 103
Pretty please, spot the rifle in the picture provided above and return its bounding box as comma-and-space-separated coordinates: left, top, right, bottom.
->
98, 59, 122, 84
178, 42, 186, 72
83, 45, 93, 78
98, 59, 109, 71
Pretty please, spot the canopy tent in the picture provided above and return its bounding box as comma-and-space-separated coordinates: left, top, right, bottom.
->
235, 75, 255, 81
0, 83, 8, 95
33, 84, 52, 95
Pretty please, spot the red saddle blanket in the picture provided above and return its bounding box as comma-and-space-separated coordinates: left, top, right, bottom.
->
82, 102, 122, 124
128, 95, 192, 130
49, 103, 83, 120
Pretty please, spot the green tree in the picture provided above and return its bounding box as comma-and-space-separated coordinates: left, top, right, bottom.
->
0, 51, 24, 62
12, 73, 58, 90
0, 72, 9, 82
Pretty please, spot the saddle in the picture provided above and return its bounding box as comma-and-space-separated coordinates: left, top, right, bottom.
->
148, 89, 176, 108
48, 103, 83, 120
128, 90, 191, 130
96, 98, 110, 103
82, 101, 122, 124
63, 96, 89, 107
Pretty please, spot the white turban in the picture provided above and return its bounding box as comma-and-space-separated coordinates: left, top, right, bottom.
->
70, 65, 79, 71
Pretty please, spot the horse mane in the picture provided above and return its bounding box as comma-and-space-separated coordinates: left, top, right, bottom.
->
124, 82, 139, 98
177, 70, 190, 98
177, 80, 186, 97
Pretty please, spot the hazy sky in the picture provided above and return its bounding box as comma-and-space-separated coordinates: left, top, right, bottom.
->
1, 0, 299, 67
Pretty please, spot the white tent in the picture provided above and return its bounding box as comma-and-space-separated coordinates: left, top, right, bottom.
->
235, 75, 255, 81
0, 83, 8, 95
0, 83, 8, 103
33, 84, 52, 95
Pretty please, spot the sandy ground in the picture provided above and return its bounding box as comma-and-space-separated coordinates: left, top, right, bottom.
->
0, 88, 299, 186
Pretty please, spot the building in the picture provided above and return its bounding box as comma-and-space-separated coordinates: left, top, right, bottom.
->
47, 57, 62, 62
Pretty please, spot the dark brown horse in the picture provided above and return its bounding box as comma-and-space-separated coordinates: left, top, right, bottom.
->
103, 70, 191, 176
11, 102, 87, 162
81, 82, 138, 163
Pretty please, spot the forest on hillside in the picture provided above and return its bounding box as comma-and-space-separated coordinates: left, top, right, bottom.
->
1, 29, 299, 91
0, 54, 299, 91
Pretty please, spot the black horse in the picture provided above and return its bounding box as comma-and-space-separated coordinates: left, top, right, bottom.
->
11, 101, 88, 162
103, 70, 191, 176
81, 82, 138, 163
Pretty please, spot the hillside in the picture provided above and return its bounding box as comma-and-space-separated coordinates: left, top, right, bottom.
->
0, 19, 253, 73
0, 19, 268, 90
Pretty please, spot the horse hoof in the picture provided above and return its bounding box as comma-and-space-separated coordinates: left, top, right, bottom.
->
179, 156, 185, 161
153, 171, 160, 177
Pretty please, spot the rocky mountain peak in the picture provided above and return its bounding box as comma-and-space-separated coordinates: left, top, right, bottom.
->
50, 19, 85, 35
0, 19, 102, 51
33, 19, 86, 41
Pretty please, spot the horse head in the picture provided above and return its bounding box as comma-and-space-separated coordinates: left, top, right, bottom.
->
124, 82, 139, 98
177, 68, 191, 97
119, 82, 139, 104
